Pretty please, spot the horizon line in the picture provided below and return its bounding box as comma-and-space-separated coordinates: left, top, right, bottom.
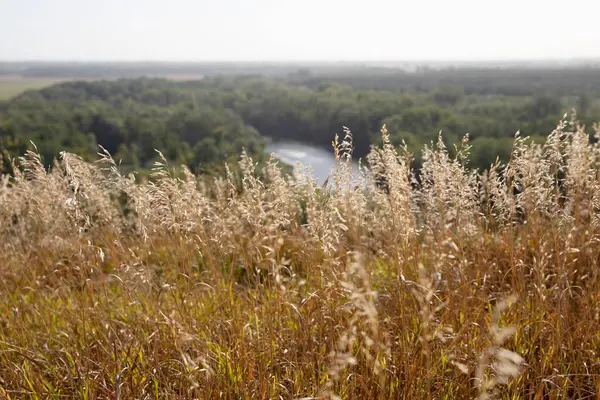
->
2, 57, 600, 64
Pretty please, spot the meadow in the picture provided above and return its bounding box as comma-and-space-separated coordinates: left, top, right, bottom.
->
1, 117, 599, 399
0, 77, 72, 100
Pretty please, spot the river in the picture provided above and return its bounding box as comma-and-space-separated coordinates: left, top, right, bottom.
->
265, 141, 360, 185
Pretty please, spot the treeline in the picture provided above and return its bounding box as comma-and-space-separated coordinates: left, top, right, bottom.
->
0, 78, 266, 175
1, 69, 600, 175
5, 61, 600, 97
0, 61, 375, 79
292, 66, 600, 97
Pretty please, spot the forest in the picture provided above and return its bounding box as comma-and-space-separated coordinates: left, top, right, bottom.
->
2, 64, 600, 176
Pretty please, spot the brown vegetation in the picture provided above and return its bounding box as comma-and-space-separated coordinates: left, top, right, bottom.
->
0, 117, 599, 399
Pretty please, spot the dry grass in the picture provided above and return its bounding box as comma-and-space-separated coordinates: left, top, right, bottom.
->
1, 117, 600, 399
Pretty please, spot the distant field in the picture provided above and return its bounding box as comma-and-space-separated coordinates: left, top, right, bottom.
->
0, 76, 74, 100
0, 74, 204, 101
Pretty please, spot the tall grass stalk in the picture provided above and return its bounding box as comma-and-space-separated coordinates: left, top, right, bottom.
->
0, 118, 599, 399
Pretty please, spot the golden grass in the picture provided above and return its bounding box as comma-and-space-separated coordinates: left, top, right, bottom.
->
0, 118, 599, 399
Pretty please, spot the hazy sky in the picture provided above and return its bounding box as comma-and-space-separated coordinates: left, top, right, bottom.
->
1, 0, 599, 61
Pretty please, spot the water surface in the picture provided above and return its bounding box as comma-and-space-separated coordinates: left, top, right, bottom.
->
265, 141, 359, 185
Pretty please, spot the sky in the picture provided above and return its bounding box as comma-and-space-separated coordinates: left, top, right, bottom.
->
1, 0, 599, 62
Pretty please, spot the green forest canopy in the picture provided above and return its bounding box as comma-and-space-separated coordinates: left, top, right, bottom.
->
1, 66, 600, 175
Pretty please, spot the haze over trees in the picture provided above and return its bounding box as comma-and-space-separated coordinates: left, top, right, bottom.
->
2, 63, 600, 176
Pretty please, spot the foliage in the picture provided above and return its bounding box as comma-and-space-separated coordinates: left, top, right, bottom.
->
0, 78, 266, 175
3, 66, 600, 176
